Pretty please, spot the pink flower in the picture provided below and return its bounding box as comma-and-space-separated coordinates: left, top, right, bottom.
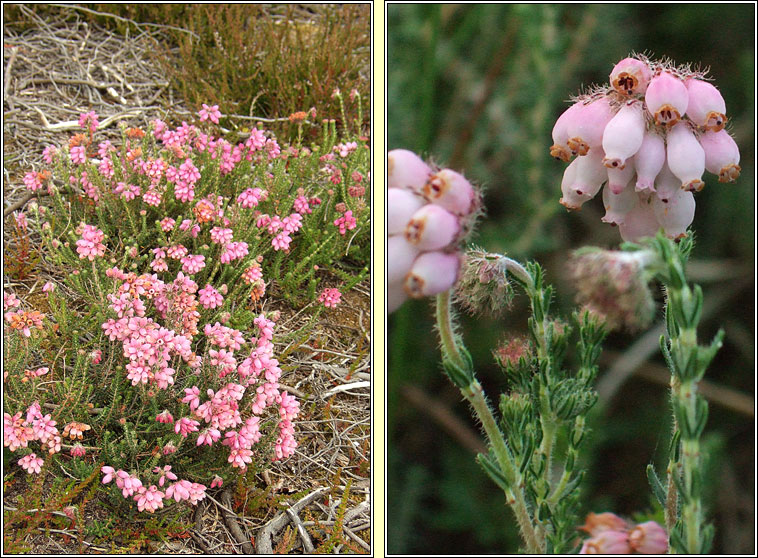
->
159, 218, 176, 232
70, 443, 86, 457
43, 145, 58, 164
14, 212, 27, 230
156, 410, 174, 424
579, 530, 631, 554
42, 281, 55, 293
666, 122, 706, 191
174, 417, 200, 438
18, 453, 44, 474
24, 367, 49, 378
70, 145, 87, 164
210, 227, 233, 244
700, 129, 741, 183
629, 521, 668, 554
181, 254, 206, 274
388, 149, 432, 192
210, 475, 223, 489
76, 224, 106, 260
645, 71, 689, 126
23, 171, 43, 192
90, 349, 102, 364
182, 386, 201, 410
404, 251, 461, 298
318, 287, 342, 308
685, 78, 727, 131
601, 101, 645, 170
334, 210, 358, 235
405, 205, 459, 251
198, 103, 222, 124
610, 57, 653, 96
271, 231, 292, 251
101, 465, 116, 484
134, 485, 165, 513
78, 111, 99, 133
242, 264, 263, 284
198, 284, 223, 309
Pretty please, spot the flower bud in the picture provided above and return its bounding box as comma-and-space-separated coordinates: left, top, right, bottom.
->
423, 169, 475, 216
388, 149, 432, 192
666, 122, 705, 191
645, 71, 689, 126
652, 187, 695, 239
699, 129, 741, 183
602, 101, 645, 169
405, 204, 460, 251
387, 235, 419, 284
618, 195, 660, 243
634, 131, 665, 193
566, 97, 614, 156
601, 181, 637, 226
404, 251, 461, 298
685, 78, 727, 131
610, 57, 653, 96
629, 521, 668, 554
388, 188, 425, 236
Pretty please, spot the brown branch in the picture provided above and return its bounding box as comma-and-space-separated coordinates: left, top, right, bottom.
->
219, 488, 255, 554
4, 191, 49, 218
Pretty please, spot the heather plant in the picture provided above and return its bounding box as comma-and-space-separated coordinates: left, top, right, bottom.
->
4, 106, 369, 516
388, 49, 734, 552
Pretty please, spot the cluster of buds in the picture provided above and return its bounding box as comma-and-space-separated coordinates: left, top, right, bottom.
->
579, 512, 668, 554
551, 54, 740, 242
387, 149, 480, 313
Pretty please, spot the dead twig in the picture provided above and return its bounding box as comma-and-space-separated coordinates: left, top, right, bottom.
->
219, 488, 255, 554
255, 486, 329, 554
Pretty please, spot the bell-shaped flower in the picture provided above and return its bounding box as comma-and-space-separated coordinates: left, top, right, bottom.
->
629, 521, 669, 554
388, 188, 425, 236
405, 205, 460, 252
550, 101, 585, 161
666, 122, 705, 191
404, 251, 461, 298
388, 149, 432, 192
699, 129, 741, 183
645, 71, 689, 126
652, 187, 695, 239
602, 101, 645, 169
634, 131, 666, 193
653, 162, 681, 203
566, 96, 614, 156
610, 57, 653, 96
387, 235, 420, 284
423, 169, 475, 215
685, 78, 727, 131
566, 148, 606, 200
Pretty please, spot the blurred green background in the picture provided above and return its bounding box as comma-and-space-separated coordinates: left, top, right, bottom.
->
387, 4, 754, 554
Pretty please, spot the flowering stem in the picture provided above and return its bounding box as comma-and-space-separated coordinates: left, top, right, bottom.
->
462, 380, 543, 553
435, 290, 542, 553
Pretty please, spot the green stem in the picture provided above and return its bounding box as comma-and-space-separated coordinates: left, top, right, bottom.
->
462, 381, 543, 553
435, 290, 543, 553
435, 291, 466, 370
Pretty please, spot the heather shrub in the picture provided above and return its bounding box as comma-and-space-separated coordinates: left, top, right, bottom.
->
4, 108, 369, 514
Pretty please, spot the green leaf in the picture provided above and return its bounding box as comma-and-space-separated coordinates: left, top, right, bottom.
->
646, 464, 667, 508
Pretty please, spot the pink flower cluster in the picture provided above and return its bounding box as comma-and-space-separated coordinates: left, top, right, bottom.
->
551, 54, 740, 242
101, 465, 206, 513
76, 224, 106, 260
318, 287, 342, 308
333, 209, 357, 236
387, 149, 479, 313
578, 512, 668, 554
255, 209, 304, 252
78, 110, 99, 134
198, 103, 222, 124
5, 401, 63, 474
